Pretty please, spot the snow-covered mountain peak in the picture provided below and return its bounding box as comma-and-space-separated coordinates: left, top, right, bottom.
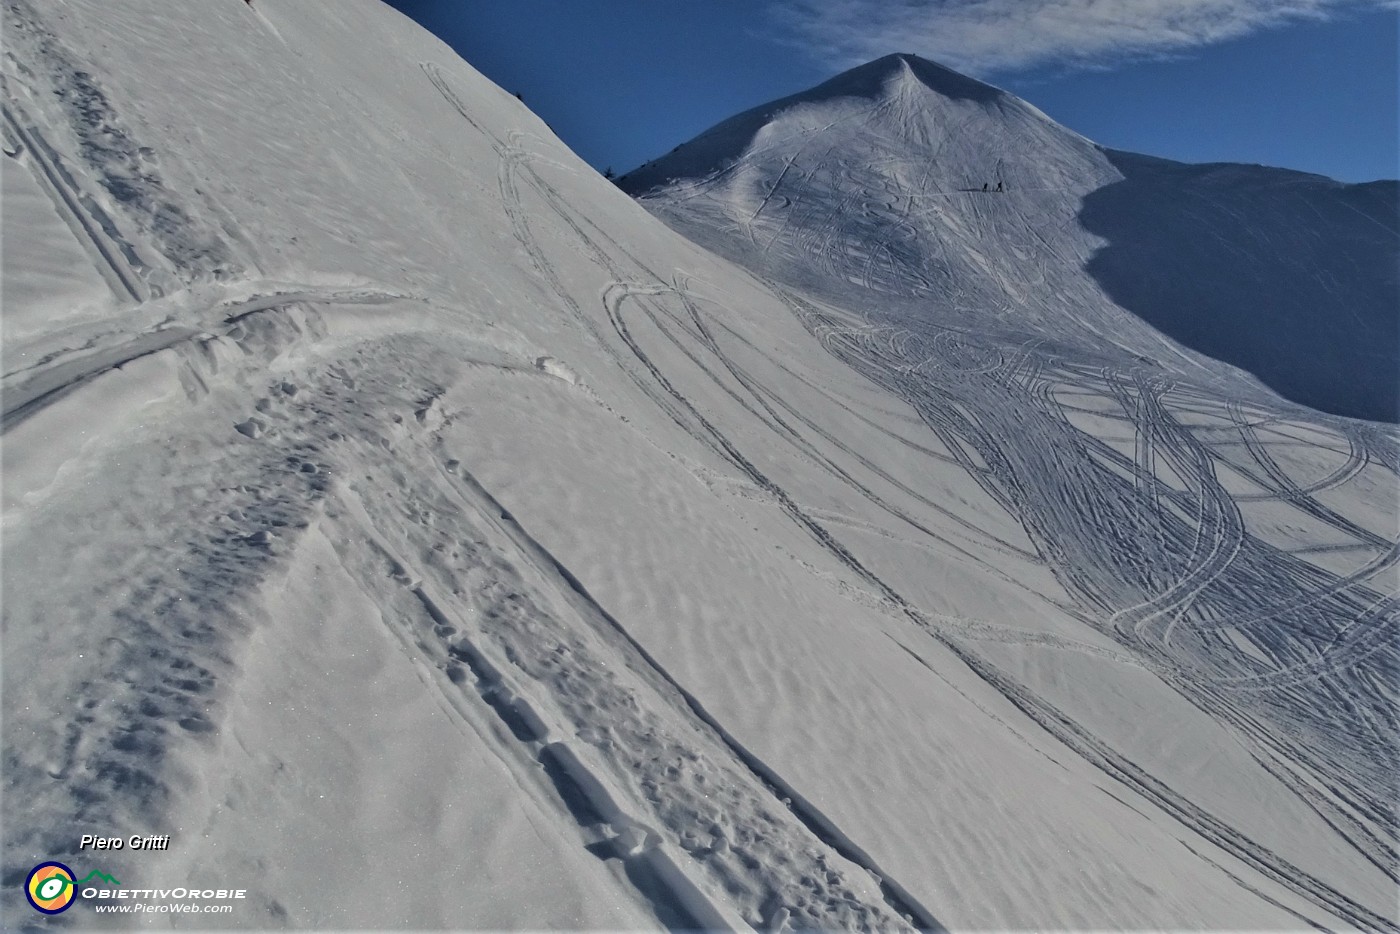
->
799, 52, 1006, 106
622, 55, 1397, 423
620, 52, 1088, 200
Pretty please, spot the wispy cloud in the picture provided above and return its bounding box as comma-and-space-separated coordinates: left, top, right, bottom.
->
767, 0, 1396, 75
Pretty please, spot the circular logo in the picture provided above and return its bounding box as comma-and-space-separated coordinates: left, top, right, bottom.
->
25, 862, 76, 914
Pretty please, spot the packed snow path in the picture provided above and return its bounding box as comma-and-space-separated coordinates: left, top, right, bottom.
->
3, 3, 1396, 931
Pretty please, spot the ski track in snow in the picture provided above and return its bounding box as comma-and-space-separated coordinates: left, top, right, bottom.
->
416, 67, 942, 929
5, 0, 240, 290
0, 286, 405, 431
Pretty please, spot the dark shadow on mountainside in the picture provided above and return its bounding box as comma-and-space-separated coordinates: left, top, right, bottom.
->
1080, 151, 1399, 423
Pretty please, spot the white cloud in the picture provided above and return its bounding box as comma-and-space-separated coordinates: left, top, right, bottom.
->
768, 0, 1395, 75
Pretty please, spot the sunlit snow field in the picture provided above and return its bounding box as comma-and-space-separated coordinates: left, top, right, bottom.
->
2, 1, 1396, 930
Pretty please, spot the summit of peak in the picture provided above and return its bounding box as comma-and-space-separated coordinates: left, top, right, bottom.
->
817, 53, 1004, 105
619, 54, 1049, 197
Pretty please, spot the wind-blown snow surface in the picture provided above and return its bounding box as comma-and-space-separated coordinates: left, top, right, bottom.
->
1, 4, 1395, 931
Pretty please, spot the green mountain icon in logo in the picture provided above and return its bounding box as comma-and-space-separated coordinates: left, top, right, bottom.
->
76, 870, 121, 886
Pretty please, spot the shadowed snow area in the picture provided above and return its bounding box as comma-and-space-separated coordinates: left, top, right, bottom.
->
1082, 156, 1399, 422
2, 6, 1397, 932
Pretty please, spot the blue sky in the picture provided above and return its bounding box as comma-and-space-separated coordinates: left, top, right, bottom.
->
385, 0, 1398, 183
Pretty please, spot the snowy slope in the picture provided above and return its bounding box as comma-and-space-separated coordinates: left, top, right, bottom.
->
620, 54, 1400, 929
1, 6, 1396, 933
623, 54, 1400, 423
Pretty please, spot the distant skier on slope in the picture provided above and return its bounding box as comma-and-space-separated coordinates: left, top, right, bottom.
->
996, 180, 1004, 192
982, 182, 989, 192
